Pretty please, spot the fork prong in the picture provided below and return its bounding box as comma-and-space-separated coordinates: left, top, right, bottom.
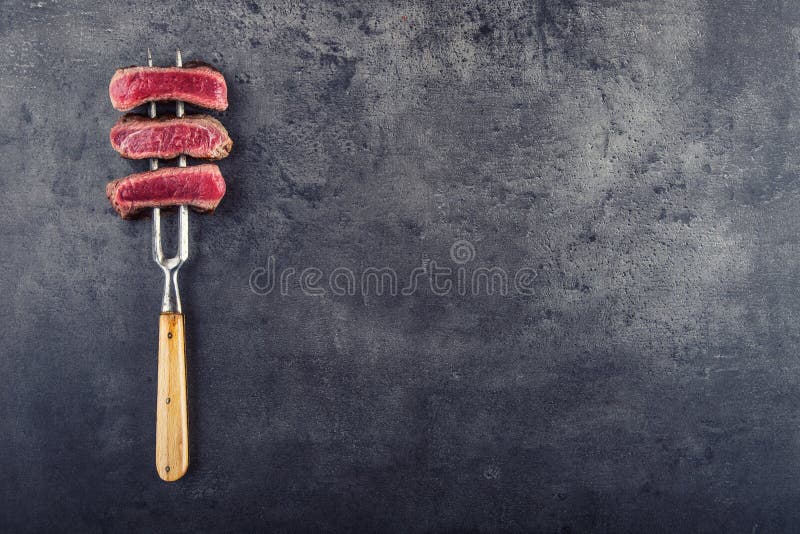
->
178, 205, 189, 261
175, 49, 184, 121
175, 49, 188, 262
148, 50, 158, 170
149, 49, 162, 264
152, 205, 164, 263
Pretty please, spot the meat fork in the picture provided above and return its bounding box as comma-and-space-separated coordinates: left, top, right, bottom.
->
149, 48, 190, 482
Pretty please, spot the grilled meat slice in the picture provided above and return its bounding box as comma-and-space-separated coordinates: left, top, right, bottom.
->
110, 114, 232, 160
106, 164, 226, 219
109, 62, 228, 112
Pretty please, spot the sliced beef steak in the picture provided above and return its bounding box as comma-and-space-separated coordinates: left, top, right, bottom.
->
106, 164, 226, 219
109, 62, 228, 111
110, 114, 233, 160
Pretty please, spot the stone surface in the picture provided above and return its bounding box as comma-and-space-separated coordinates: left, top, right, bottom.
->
1, 0, 798, 531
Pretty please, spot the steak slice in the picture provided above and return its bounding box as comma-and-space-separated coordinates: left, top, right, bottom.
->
109, 62, 228, 111
110, 114, 233, 160
106, 164, 226, 219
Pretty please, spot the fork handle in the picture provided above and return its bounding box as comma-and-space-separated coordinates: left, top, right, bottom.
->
156, 312, 189, 481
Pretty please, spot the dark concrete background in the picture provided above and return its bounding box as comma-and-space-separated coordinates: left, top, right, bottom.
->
1, 0, 799, 531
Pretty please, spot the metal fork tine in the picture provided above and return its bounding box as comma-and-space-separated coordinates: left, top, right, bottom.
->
149, 48, 163, 266
178, 205, 189, 261
152, 206, 164, 264
147, 48, 158, 169
176, 48, 189, 262
175, 49, 185, 121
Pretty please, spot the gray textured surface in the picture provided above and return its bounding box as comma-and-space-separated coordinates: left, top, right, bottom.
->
1, 0, 798, 531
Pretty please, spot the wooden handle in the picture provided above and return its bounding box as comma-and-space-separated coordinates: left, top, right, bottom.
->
156, 312, 189, 481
